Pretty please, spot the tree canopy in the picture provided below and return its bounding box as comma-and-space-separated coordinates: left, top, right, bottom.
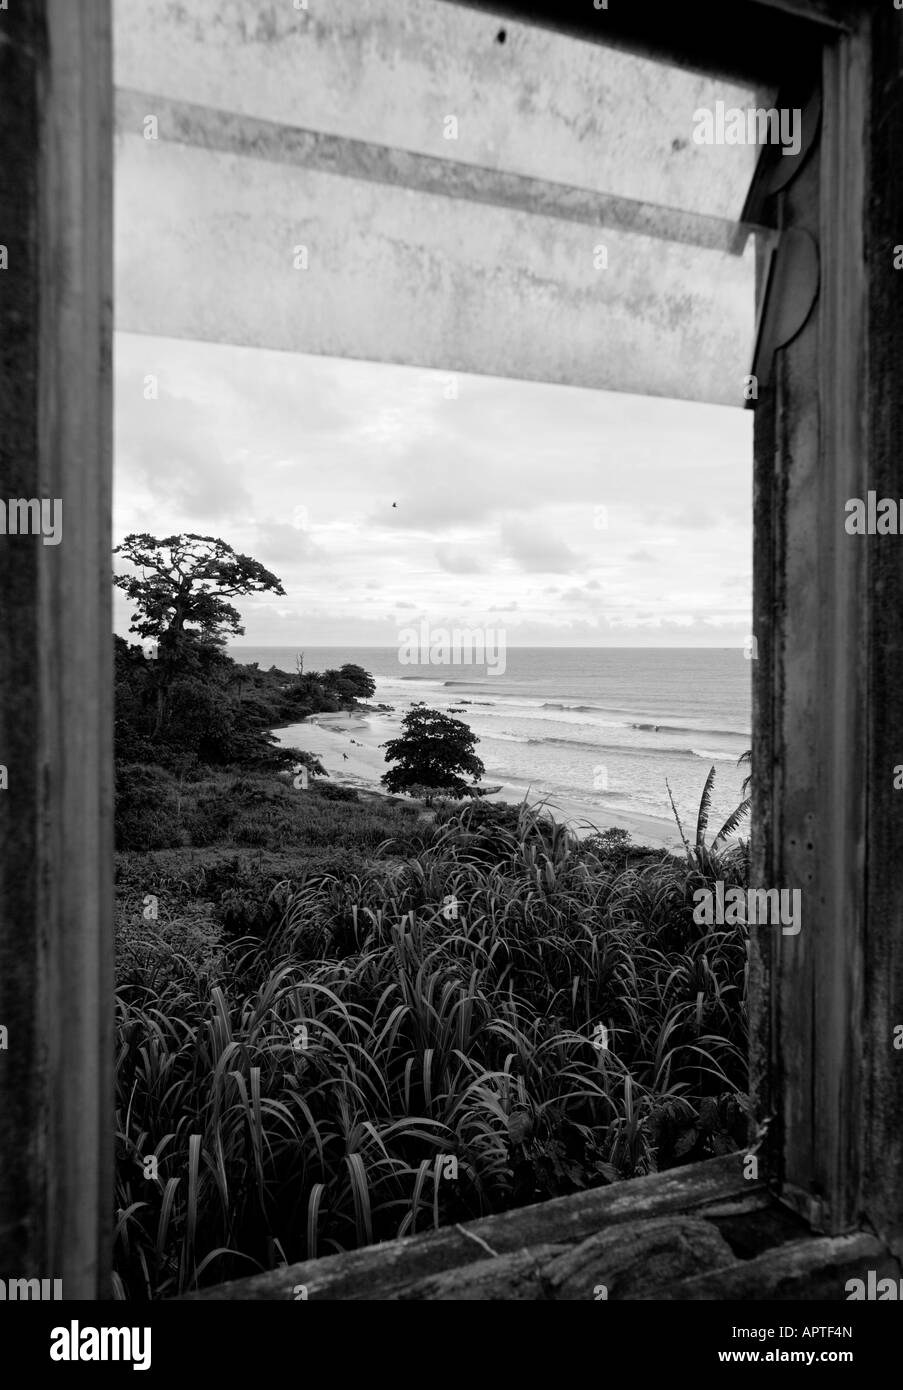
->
113, 533, 285, 651
381, 705, 484, 803
322, 664, 376, 701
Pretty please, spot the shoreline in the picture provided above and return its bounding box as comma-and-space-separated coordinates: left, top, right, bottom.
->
274, 710, 683, 851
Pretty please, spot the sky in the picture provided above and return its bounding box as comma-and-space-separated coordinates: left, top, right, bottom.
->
113, 333, 752, 648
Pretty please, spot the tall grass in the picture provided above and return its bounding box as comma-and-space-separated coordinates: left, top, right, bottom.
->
114, 805, 749, 1299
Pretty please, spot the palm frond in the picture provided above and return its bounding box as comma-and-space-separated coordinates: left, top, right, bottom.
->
713, 797, 751, 847
694, 766, 717, 849
665, 779, 692, 856
737, 749, 752, 797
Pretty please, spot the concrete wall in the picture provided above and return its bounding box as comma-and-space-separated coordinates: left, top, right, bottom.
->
113, 0, 759, 406
113, 0, 765, 219
115, 128, 755, 404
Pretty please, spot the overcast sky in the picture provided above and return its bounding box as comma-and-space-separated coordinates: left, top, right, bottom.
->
113, 332, 752, 648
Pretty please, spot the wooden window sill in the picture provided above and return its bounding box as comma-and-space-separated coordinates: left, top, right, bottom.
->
181, 1156, 897, 1300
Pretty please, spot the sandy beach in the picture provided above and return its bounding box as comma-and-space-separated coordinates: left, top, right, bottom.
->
274, 710, 682, 851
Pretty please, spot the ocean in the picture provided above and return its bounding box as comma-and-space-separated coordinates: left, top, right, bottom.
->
230, 646, 752, 834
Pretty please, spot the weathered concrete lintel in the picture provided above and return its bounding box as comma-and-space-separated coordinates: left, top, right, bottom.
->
114, 87, 759, 256
116, 130, 754, 406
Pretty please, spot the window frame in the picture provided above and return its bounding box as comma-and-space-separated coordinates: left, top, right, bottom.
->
1, 0, 893, 1298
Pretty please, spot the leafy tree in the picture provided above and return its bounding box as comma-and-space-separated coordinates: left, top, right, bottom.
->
381, 705, 484, 804
113, 533, 285, 734
166, 675, 237, 764
115, 533, 284, 648
321, 663, 377, 702
336, 663, 377, 699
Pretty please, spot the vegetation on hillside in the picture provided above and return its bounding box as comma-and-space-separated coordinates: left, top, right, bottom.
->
111, 531, 751, 1301
114, 799, 749, 1300
114, 532, 375, 783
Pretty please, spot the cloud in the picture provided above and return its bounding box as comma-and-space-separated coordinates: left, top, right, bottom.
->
435, 543, 490, 574
114, 339, 752, 646
670, 505, 719, 531
501, 519, 580, 573
249, 520, 322, 566
561, 584, 604, 604
115, 389, 254, 522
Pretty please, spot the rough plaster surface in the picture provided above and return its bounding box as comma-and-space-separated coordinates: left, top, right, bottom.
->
114, 0, 765, 220
116, 132, 754, 403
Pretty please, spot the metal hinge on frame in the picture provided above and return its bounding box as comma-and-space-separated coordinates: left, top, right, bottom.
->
740, 80, 823, 405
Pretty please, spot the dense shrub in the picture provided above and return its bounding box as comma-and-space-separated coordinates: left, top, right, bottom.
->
114, 765, 423, 858
434, 796, 560, 864
115, 763, 184, 851
313, 781, 359, 803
